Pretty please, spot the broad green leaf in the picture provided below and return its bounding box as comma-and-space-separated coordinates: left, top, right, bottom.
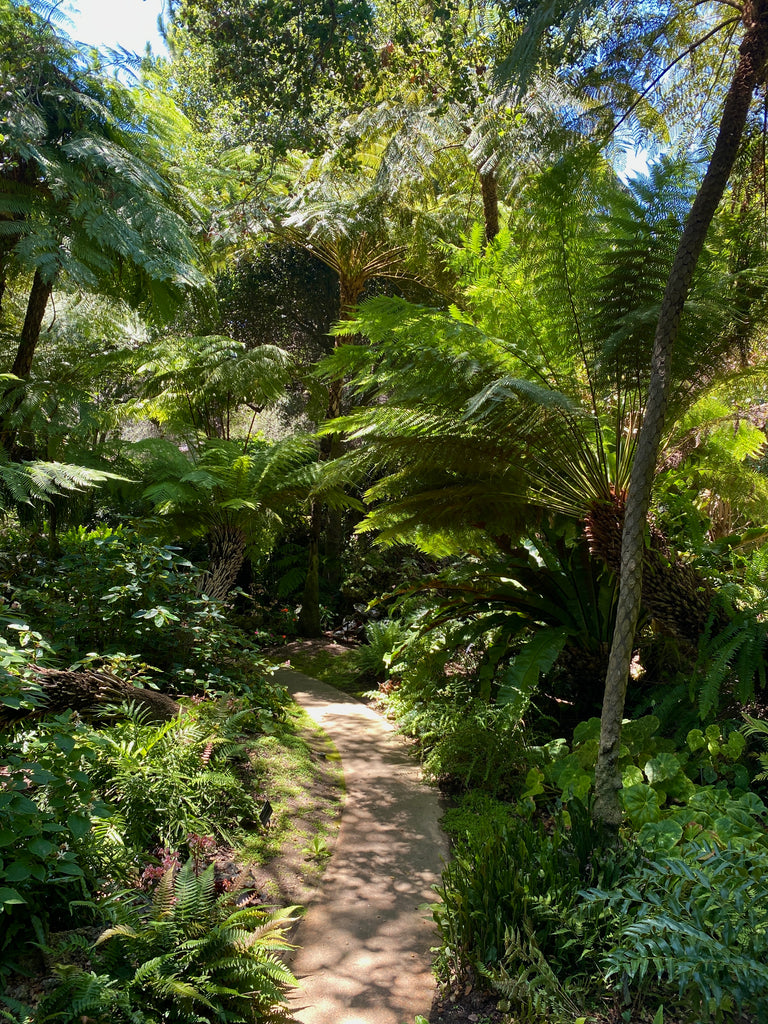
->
0, 887, 26, 906
3, 860, 32, 882
644, 752, 682, 785
621, 783, 661, 827
27, 838, 56, 858
637, 819, 683, 852
496, 628, 569, 714
687, 728, 706, 752
67, 813, 91, 839
573, 718, 601, 745
622, 765, 644, 788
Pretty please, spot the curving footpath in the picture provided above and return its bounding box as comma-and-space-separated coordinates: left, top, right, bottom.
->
276, 668, 450, 1024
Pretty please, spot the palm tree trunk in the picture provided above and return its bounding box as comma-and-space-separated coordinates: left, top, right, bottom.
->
594, 3, 768, 829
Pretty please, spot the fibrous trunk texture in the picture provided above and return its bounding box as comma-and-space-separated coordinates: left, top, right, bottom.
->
13, 269, 53, 379
15, 668, 180, 722
594, 2, 768, 829
199, 523, 247, 602
480, 170, 500, 243
584, 492, 718, 644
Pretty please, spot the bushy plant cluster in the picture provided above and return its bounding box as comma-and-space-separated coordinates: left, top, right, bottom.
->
376, 608, 768, 1022
0, 524, 285, 711
436, 797, 768, 1022
0, 523, 297, 1021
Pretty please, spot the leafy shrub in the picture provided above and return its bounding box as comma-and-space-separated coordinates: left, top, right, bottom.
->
440, 790, 521, 848
85, 702, 262, 850
96, 860, 298, 1024
351, 618, 410, 680
524, 715, 755, 817
433, 801, 629, 1012
421, 698, 527, 796
0, 715, 105, 965
1, 524, 287, 714
585, 841, 768, 1021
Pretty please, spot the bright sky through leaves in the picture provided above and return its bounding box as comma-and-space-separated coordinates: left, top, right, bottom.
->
62, 0, 167, 55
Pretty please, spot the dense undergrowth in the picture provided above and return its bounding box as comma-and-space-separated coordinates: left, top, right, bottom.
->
290, 596, 768, 1024
0, 524, 306, 1024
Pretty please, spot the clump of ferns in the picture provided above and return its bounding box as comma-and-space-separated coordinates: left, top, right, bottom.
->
94, 859, 300, 1024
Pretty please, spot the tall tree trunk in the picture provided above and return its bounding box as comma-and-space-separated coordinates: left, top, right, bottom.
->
13, 269, 53, 379
594, 3, 768, 829
299, 274, 360, 632
480, 170, 500, 243
1, 269, 54, 455
298, 503, 322, 636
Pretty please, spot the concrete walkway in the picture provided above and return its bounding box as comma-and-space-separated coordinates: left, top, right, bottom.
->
276, 668, 449, 1024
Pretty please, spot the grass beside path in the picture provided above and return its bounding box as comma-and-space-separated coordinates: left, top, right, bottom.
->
276, 639, 369, 700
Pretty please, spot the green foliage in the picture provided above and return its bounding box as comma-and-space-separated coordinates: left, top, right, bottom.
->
382, 643, 528, 796
135, 334, 294, 443
0, 715, 101, 967
95, 859, 298, 1023
351, 618, 409, 680
1, 524, 284, 706
0, 0, 204, 304
585, 842, 768, 1021
433, 802, 629, 1018
85, 702, 262, 850
693, 543, 768, 718
171, 0, 379, 151
526, 715, 755, 822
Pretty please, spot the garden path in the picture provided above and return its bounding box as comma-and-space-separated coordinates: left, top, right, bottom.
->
276, 667, 449, 1024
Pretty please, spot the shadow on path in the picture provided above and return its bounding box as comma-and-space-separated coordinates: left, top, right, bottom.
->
277, 668, 449, 1024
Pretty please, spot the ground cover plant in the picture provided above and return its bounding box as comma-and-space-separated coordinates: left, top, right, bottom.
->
6, 0, 768, 1021
0, 516, 327, 1021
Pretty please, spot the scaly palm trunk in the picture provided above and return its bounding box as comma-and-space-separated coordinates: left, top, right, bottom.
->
594, 0, 768, 829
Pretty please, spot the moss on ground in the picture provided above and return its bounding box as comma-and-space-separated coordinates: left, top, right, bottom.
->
286, 646, 368, 700
238, 702, 344, 905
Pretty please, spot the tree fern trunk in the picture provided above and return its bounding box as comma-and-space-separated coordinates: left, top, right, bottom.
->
584, 493, 720, 645
594, 3, 768, 829
13, 269, 53, 378
480, 170, 500, 243
199, 523, 247, 602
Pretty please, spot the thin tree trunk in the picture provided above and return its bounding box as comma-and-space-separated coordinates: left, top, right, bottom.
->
594, 3, 768, 829
299, 503, 322, 636
299, 274, 360, 627
13, 269, 53, 378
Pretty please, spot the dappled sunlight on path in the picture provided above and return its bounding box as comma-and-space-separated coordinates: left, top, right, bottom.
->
277, 669, 449, 1024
